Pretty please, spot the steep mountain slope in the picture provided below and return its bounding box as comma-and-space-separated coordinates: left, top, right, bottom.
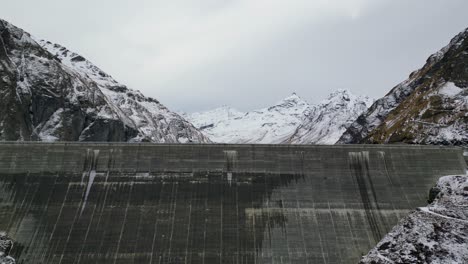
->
184, 91, 371, 144
184, 93, 309, 143
360, 175, 468, 264
283, 90, 372, 144
338, 28, 468, 145
0, 19, 209, 143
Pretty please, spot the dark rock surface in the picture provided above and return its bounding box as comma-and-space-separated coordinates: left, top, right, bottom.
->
0, 19, 210, 143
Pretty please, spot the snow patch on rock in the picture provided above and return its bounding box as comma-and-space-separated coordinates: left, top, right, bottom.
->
438, 82, 464, 97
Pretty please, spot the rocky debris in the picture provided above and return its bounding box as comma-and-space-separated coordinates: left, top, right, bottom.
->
184, 90, 372, 144
359, 175, 468, 264
0, 18, 210, 143
338, 27, 468, 146
0, 232, 15, 264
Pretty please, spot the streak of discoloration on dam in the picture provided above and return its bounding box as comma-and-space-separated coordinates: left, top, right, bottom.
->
0, 143, 466, 264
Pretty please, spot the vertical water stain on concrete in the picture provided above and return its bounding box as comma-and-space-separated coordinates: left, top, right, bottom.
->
81, 149, 100, 214
348, 151, 384, 243
462, 149, 468, 171
378, 151, 394, 186
223, 150, 237, 185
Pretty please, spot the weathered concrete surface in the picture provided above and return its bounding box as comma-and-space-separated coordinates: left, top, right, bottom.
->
464, 148, 468, 165
0, 142, 465, 264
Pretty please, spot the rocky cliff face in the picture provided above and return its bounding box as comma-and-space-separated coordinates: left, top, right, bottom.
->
360, 175, 468, 264
0, 19, 210, 143
184, 91, 371, 144
0, 232, 15, 264
338, 28, 468, 145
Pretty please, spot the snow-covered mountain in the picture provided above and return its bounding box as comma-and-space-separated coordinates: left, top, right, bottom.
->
184, 90, 372, 144
360, 175, 468, 264
0, 19, 210, 143
338, 27, 468, 145
184, 93, 309, 143
284, 90, 373, 144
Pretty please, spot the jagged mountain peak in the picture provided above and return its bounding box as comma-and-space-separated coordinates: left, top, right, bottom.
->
270, 92, 309, 110
0, 18, 210, 143
320, 89, 373, 107
325, 88, 352, 99
281, 92, 301, 101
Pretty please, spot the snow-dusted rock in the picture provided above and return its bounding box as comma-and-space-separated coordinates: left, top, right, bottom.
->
338, 27, 468, 145
360, 175, 468, 264
0, 232, 15, 264
184, 91, 371, 144
0, 19, 209, 143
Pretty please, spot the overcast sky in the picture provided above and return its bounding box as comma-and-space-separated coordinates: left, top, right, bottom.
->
2, 0, 468, 112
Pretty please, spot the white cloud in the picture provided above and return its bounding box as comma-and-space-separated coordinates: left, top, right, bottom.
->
117, 0, 375, 84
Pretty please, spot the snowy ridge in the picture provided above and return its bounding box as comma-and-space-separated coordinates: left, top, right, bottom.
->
360, 175, 468, 264
184, 90, 372, 144
0, 19, 209, 143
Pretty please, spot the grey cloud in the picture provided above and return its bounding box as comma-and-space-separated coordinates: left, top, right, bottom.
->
2, 0, 468, 112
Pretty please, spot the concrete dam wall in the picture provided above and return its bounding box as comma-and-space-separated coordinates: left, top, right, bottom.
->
0, 143, 466, 264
